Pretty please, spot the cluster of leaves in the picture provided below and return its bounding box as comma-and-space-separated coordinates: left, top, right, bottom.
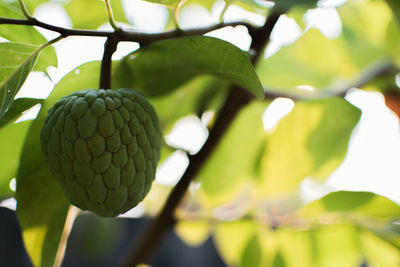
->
0, 0, 399, 266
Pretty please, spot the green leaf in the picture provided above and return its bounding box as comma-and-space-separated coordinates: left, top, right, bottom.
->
259, 98, 361, 195
365, 223, 400, 249
337, 0, 393, 69
0, 42, 41, 118
142, 0, 216, 10
257, 5, 393, 94
0, 1, 22, 18
24, 0, 48, 13
1, 0, 49, 13
213, 220, 256, 266
385, 19, 400, 66
175, 220, 210, 246
384, 0, 400, 24
0, 97, 42, 128
299, 191, 400, 219
257, 29, 358, 93
361, 227, 400, 266
310, 224, 361, 267
223, 0, 270, 15
286, 6, 308, 30
274, 0, 317, 10
198, 101, 268, 206
151, 75, 229, 132
16, 61, 101, 267
0, 120, 31, 200
272, 251, 286, 267
113, 36, 264, 98
240, 234, 262, 267
65, 0, 127, 29
275, 228, 313, 267
0, 2, 58, 72
321, 191, 375, 211
141, 0, 178, 7
71, 213, 124, 258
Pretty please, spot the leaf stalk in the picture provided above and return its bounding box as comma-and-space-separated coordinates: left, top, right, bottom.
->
17, 0, 33, 20
104, 0, 121, 31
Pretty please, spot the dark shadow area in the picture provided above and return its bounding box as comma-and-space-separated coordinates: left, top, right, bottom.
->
0, 207, 33, 267
0, 207, 226, 267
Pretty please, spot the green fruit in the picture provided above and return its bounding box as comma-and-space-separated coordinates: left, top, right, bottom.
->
41, 88, 162, 217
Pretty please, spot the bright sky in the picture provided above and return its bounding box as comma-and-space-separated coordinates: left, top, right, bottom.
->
3, 0, 400, 211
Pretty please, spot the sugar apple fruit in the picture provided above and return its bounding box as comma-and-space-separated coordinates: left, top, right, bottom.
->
41, 88, 162, 217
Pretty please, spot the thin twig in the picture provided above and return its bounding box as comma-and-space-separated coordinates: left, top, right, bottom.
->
17, 0, 33, 19
264, 60, 399, 101
53, 206, 79, 267
173, 0, 186, 30
99, 36, 119, 89
104, 0, 121, 31
0, 17, 112, 37
0, 17, 258, 45
117, 7, 285, 267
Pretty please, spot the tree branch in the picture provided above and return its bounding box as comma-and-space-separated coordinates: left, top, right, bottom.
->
117, 7, 285, 267
264, 60, 399, 101
0, 17, 258, 45
99, 36, 119, 89
0, 17, 111, 37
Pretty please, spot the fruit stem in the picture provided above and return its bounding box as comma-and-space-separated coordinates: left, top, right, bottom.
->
99, 36, 118, 89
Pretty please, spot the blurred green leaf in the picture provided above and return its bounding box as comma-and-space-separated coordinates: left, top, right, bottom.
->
259, 98, 361, 195
385, 0, 400, 24
258, 0, 396, 94
65, 0, 127, 29
273, 228, 314, 267
113, 36, 264, 98
198, 101, 268, 206
0, 2, 58, 72
322, 191, 375, 211
337, 0, 392, 69
143, 183, 173, 216
274, 0, 317, 10
272, 251, 286, 267
0, 42, 41, 118
175, 220, 210, 246
286, 6, 307, 30
25, 0, 47, 12
299, 191, 400, 219
143, 0, 217, 10
151, 75, 229, 132
213, 220, 256, 266
257, 29, 358, 93
226, 0, 271, 15
361, 227, 400, 266
1, 0, 49, 13
16, 61, 102, 267
240, 234, 262, 267
142, 0, 178, 8
0, 98, 42, 128
310, 223, 361, 267
365, 223, 400, 249
71, 213, 124, 259
385, 19, 400, 66
0, 120, 31, 200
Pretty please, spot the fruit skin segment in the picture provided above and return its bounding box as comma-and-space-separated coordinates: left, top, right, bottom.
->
41, 88, 162, 217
